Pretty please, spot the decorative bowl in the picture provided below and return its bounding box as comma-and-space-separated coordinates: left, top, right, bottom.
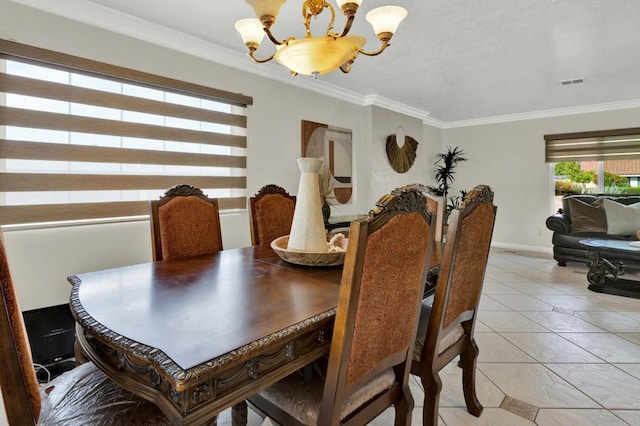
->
270, 235, 348, 267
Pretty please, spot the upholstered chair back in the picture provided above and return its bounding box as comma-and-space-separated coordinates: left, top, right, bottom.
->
249, 184, 296, 246
319, 187, 434, 422
412, 184, 497, 426
150, 184, 223, 261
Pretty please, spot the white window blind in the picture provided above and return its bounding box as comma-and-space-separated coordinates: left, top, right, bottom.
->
545, 127, 640, 163
0, 40, 252, 226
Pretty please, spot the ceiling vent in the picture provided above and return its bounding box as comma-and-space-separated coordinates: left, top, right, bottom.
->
560, 78, 585, 86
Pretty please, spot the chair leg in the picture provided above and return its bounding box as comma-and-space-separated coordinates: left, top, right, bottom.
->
394, 384, 414, 426
460, 339, 483, 417
421, 370, 442, 426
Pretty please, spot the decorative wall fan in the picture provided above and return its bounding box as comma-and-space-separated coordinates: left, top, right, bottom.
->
386, 132, 418, 173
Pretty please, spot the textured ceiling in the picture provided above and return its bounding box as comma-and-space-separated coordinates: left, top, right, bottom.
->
16, 0, 640, 123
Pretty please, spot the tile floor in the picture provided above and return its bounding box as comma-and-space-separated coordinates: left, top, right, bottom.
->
197, 249, 640, 425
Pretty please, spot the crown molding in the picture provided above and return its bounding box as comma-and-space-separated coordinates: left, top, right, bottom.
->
363, 95, 432, 122
442, 98, 640, 129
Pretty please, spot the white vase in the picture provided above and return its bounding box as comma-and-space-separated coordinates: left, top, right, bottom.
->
288, 158, 327, 252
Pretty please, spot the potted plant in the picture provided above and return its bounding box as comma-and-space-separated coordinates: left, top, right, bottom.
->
428, 146, 468, 223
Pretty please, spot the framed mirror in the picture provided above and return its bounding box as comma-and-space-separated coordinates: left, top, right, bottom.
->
301, 120, 353, 204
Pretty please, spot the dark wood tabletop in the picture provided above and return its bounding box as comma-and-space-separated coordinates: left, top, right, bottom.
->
68, 243, 442, 424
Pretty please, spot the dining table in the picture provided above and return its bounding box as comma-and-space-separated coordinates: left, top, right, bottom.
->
68, 242, 442, 425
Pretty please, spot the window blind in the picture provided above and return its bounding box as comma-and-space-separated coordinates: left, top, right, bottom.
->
544, 127, 640, 163
0, 40, 252, 225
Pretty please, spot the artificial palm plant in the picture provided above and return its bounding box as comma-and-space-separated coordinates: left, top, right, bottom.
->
428, 146, 468, 222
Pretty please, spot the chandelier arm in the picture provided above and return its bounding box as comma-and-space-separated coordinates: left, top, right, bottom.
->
264, 27, 286, 46
324, 2, 336, 37
338, 15, 355, 38
248, 51, 276, 64
358, 41, 390, 57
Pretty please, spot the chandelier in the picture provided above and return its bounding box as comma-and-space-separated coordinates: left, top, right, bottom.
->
234, 0, 407, 78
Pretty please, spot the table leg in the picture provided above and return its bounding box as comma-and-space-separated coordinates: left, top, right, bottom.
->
232, 401, 248, 426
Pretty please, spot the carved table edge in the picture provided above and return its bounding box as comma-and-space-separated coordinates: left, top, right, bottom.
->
68, 274, 337, 388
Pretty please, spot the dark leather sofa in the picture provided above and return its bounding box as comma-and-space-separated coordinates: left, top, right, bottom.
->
546, 193, 640, 266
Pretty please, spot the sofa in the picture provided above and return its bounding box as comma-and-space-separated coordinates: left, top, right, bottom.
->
546, 193, 640, 266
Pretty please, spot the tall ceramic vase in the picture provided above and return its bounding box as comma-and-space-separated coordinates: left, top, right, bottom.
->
288, 158, 327, 252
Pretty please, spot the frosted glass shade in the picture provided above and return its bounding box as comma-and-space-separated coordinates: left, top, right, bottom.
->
275, 35, 366, 76
245, 0, 286, 18
365, 5, 407, 35
235, 18, 266, 46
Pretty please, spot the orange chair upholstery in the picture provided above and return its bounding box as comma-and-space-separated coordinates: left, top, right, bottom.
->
0, 229, 171, 425
249, 184, 296, 246
150, 184, 223, 261
248, 186, 435, 425
411, 184, 497, 426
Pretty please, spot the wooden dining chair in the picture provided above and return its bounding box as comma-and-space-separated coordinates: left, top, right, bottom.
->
408, 183, 445, 242
411, 184, 497, 426
0, 229, 173, 425
248, 186, 435, 425
249, 184, 296, 246
150, 184, 223, 261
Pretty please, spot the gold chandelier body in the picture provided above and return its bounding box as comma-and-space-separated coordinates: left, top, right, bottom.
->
235, 0, 407, 77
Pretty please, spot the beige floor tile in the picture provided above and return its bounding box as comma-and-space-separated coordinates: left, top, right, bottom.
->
549, 283, 594, 296
585, 294, 640, 312
622, 312, 640, 321
481, 281, 524, 295
500, 332, 603, 363
478, 295, 511, 311
475, 333, 537, 363
488, 294, 554, 311
614, 363, 640, 380
559, 332, 640, 362
535, 408, 629, 426
519, 311, 606, 332
477, 363, 598, 408
611, 410, 640, 425
546, 363, 640, 409
439, 407, 535, 425
503, 282, 568, 296
574, 311, 640, 333
366, 406, 424, 426
534, 295, 605, 311
487, 271, 537, 284
409, 375, 424, 407
477, 311, 549, 332
473, 320, 493, 333
438, 362, 505, 409
619, 333, 640, 345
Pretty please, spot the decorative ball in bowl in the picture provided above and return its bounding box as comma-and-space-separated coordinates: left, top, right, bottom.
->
270, 234, 348, 267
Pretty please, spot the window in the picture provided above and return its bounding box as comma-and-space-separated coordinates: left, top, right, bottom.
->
545, 127, 640, 210
0, 40, 252, 226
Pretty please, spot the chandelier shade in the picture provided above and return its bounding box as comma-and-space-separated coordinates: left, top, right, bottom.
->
235, 0, 407, 77
366, 6, 408, 35
275, 35, 366, 76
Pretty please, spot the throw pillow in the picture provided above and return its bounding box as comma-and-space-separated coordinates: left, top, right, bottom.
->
567, 198, 606, 232
603, 199, 640, 236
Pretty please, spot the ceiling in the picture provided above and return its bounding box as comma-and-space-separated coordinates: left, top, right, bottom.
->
14, 0, 640, 124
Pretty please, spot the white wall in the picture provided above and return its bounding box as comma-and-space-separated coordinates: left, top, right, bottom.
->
442, 106, 640, 251
370, 106, 441, 201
